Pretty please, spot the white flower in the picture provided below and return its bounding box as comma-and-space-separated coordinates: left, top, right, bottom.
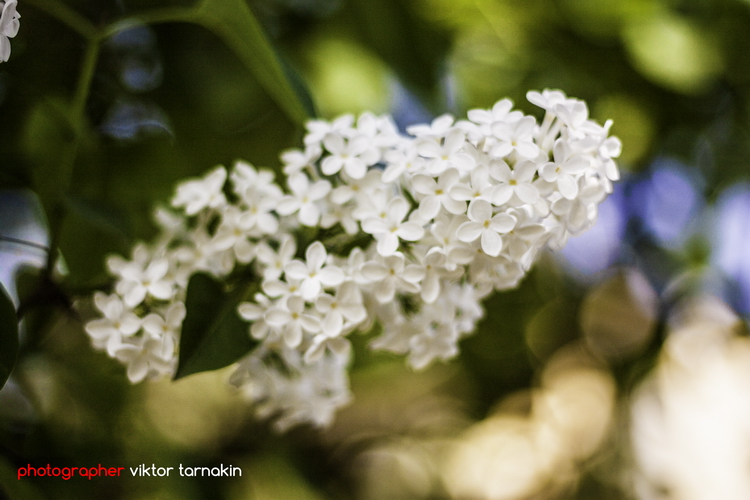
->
0, 0, 19, 63
321, 133, 379, 179
262, 276, 304, 301
361, 197, 424, 256
490, 115, 539, 159
85, 292, 141, 355
118, 257, 174, 307
554, 99, 592, 136
448, 164, 495, 204
408, 320, 459, 370
466, 98, 523, 138
411, 168, 466, 220
255, 234, 296, 281
330, 169, 382, 206
152, 207, 186, 246
417, 246, 462, 303
526, 89, 568, 113
416, 128, 475, 175
276, 172, 331, 227
141, 302, 186, 340
265, 295, 321, 347
171, 166, 227, 216
340, 246, 371, 286
172, 226, 232, 278
490, 159, 540, 206
238, 293, 274, 340
360, 252, 424, 303
456, 199, 516, 257
86, 89, 622, 432
211, 206, 256, 263
304, 335, 351, 364
539, 140, 589, 200
281, 144, 322, 175
319, 201, 359, 235
407, 113, 455, 138
314, 281, 367, 337
429, 215, 475, 271
241, 195, 279, 236
304, 114, 354, 146
231, 347, 352, 431
283, 241, 345, 301
447, 282, 485, 333
382, 143, 427, 183
230, 161, 282, 201
113, 334, 176, 383
502, 209, 547, 265
351, 187, 390, 222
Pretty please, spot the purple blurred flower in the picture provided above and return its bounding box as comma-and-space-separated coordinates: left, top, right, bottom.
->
629, 159, 702, 248
561, 183, 627, 277
712, 184, 750, 314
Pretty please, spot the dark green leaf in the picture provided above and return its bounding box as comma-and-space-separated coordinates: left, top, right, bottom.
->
278, 51, 318, 119
20, 98, 75, 242
21, 98, 75, 195
175, 272, 258, 379
195, 0, 312, 125
56, 195, 132, 288
0, 283, 19, 390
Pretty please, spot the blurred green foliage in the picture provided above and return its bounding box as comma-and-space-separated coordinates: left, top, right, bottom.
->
2, 0, 750, 498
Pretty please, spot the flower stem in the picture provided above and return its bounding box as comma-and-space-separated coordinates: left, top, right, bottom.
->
45, 38, 100, 272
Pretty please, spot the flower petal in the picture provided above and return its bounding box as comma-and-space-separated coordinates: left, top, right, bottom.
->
318, 266, 345, 286
306, 241, 327, 270
396, 222, 424, 241
514, 183, 540, 204
481, 229, 503, 257
558, 175, 579, 200
490, 213, 517, 233
468, 199, 493, 223
456, 221, 483, 243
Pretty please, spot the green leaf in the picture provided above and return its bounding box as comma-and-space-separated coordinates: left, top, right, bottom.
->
21, 98, 75, 202
195, 0, 313, 125
0, 283, 19, 390
175, 273, 258, 380
55, 194, 132, 287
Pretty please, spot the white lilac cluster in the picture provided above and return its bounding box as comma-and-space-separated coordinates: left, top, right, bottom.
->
0, 0, 19, 63
84, 90, 621, 430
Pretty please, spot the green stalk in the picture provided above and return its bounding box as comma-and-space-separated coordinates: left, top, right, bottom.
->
45, 39, 101, 272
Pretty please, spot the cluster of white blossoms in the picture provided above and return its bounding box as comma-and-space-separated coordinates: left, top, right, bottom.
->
0, 0, 19, 63
85, 90, 621, 430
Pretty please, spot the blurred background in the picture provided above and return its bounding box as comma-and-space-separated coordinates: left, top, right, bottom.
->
2, 0, 750, 498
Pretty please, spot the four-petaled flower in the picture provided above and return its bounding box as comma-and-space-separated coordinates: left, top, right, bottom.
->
284, 241, 345, 301
321, 133, 379, 179
490, 159, 540, 206
276, 172, 331, 226
412, 168, 466, 220
172, 166, 228, 216
0, 0, 19, 63
118, 257, 174, 307
456, 199, 517, 257
265, 295, 322, 347
361, 197, 425, 256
